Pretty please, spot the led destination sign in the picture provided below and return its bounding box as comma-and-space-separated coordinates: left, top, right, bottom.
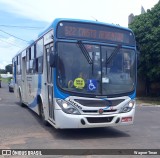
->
57, 21, 135, 45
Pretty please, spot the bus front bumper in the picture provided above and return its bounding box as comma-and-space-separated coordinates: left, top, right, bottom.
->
54, 108, 135, 129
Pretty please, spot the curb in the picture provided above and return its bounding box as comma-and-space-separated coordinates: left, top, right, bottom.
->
136, 104, 160, 107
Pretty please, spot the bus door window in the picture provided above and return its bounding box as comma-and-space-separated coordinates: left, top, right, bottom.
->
46, 43, 53, 83
46, 46, 50, 83
45, 43, 54, 120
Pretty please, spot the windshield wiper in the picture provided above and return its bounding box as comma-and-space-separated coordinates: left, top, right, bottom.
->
77, 40, 93, 64
106, 44, 122, 64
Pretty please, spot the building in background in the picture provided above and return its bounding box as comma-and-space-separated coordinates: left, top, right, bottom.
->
0, 72, 13, 78
128, 6, 146, 26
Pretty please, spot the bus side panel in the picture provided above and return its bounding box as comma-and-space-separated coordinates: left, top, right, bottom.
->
26, 74, 41, 114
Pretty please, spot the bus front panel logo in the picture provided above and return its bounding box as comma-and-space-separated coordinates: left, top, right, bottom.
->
98, 109, 104, 114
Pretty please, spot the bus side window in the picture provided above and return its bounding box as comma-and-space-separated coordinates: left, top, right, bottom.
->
36, 56, 43, 73
33, 44, 36, 73
17, 54, 21, 75
34, 55, 43, 74
36, 38, 43, 74
26, 49, 30, 74
29, 45, 35, 74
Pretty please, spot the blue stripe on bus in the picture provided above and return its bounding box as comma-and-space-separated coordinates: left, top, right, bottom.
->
28, 74, 42, 108
28, 69, 69, 109
53, 69, 69, 99
129, 90, 136, 99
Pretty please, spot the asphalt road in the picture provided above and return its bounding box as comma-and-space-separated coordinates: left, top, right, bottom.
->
0, 82, 160, 158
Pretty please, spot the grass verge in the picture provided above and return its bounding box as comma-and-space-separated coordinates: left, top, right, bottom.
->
136, 97, 160, 105
0, 77, 12, 83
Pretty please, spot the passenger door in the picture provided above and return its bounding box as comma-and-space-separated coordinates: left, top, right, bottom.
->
45, 43, 55, 121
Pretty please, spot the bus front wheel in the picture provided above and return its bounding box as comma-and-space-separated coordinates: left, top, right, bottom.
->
39, 102, 49, 126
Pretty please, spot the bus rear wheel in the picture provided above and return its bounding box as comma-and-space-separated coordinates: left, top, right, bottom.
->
19, 91, 25, 107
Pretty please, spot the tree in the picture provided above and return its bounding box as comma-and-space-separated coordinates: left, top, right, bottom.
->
0, 69, 6, 74
5, 64, 12, 74
129, 1, 160, 95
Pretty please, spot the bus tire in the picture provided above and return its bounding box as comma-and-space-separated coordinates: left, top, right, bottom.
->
39, 101, 49, 126
19, 90, 25, 107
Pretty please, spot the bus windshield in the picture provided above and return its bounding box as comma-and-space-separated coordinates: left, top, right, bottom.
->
57, 42, 136, 96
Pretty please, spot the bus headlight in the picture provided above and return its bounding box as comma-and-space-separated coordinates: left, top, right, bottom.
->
56, 99, 81, 115
120, 100, 135, 113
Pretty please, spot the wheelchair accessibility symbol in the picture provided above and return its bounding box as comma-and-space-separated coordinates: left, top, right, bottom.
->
87, 79, 97, 91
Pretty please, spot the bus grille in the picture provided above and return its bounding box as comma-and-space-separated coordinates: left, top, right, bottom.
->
86, 117, 114, 123
82, 109, 117, 113
74, 99, 124, 107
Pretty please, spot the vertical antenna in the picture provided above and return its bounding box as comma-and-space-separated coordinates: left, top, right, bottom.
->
91, 16, 98, 21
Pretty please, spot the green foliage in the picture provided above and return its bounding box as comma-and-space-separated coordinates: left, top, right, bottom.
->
0, 69, 6, 74
0, 77, 12, 83
129, 1, 160, 85
5, 64, 12, 74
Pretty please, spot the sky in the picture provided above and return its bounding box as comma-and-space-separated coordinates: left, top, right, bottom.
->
0, 0, 159, 69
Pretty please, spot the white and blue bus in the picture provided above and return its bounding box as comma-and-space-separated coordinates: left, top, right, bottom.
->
13, 18, 137, 129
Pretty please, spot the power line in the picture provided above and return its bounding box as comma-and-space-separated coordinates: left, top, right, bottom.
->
0, 24, 44, 29
0, 29, 29, 43
0, 60, 12, 62
0, 38, 22, 48
0, 35, 22, 48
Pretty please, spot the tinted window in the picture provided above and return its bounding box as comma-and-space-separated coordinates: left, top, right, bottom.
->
37, 56, 43, 73
36, 38, 43, 57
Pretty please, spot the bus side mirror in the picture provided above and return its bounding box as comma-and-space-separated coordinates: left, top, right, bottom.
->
50, 52, 56, 67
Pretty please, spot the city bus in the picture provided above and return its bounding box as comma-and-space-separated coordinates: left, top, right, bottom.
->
13, 18, 137, 129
